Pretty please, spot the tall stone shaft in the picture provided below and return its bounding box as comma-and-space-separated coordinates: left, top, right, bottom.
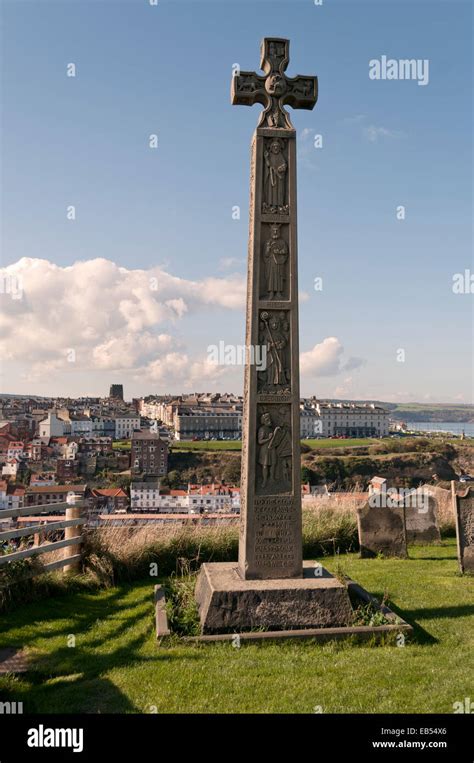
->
231, 38, 318, 580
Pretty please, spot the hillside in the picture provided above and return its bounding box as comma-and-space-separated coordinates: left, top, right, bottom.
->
166, 438, 474, 490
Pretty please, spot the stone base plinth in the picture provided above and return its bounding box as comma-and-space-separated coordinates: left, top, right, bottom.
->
195, 561, 354, 634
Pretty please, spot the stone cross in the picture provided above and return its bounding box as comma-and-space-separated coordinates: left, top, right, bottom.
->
232, 38, 318, 130
232, 38, 318, 580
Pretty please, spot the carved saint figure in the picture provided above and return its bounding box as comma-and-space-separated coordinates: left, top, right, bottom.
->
264, 139, 287, 209
257, 412, 280, 488
275, 424, 292, 484
261, 311, 287, 387
264, 224, 288, 299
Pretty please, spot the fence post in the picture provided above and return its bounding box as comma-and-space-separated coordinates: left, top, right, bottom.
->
64, 497, 83, 574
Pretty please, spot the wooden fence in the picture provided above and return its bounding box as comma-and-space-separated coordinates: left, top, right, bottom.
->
0, 500, 85, 585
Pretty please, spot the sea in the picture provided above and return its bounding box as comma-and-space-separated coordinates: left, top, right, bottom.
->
406, 421, 474, 437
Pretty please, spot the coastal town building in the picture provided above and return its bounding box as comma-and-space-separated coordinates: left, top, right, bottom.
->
0, 480, 25, 510
130, 482, 240, 513
114, 414, 140, 439
131, 430, 168, 477
25, 484, 87, 508
300, 400, 390, 438
109, 384, 124, 401
88, 487, 128, 514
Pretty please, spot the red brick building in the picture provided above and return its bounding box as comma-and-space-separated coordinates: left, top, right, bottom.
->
56, 458, 79, 481
131, 430, 168, 477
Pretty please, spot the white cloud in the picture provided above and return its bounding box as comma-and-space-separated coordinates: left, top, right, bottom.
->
334, 377, 353, 397
218, 257, 244, 271
138, 352, 230, 387
0, 257, 245, 381
342, 114, 367, 124
342, 114, 401, 143
363, 125, 400, 143
298, 126, 321, 171
300, 127, 313, 140
300, 337, 365, 378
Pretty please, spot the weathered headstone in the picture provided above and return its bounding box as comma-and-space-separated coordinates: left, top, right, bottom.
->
452, 483, 474, 573
195, 38, 354, 633
405, 490, 441, 543
357, 502, 408, 558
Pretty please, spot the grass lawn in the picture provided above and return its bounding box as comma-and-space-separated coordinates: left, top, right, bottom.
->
0, 541, 472, 714
302, 437, 388, 449
171, 440, 242, 451
172, 438, 395, 452
133, 435, 472, 453
112, 440, 131, 451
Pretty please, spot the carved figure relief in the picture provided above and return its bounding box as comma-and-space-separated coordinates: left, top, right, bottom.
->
262, 224, 288, 299
289, 78, 313, 97
263, 138, 288, 214
267, 40, 286, 67
256, 406, 292, 494
236, 74, 258, 93
258, 310, 290, 393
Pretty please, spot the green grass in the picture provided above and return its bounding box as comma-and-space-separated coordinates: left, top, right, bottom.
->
302, 437, 389, 449
0, 541, 472, 713
125, 434, 471, 453
172, 438, 394, 452
171, 440, 242, 451
112, 440, 131, 451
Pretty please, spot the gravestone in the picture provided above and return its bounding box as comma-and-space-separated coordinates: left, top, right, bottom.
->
405, 490, 441, 543
195, 38, 354, 633
357, 502, 408, 558
452, 483, 474, 573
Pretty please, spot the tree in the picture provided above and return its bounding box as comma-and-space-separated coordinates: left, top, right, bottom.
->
167, 470, 181, 489
301, 465, 313, 485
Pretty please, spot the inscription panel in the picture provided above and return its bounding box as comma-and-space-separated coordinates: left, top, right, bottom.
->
257, 393, 292, 403
252, 496, 299, 576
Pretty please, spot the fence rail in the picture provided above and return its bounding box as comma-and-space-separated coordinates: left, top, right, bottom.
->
0, 535, 83, 567
0, 499, 85, 584
0, 517, 85, 542
0, 501, 72, 520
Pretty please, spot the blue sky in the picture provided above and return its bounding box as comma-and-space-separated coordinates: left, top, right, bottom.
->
1, 0, 472, 402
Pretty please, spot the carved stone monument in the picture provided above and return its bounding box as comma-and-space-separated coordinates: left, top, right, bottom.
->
452, 483, 474, 573
233, 37, 317, 581
195, 38, 354, 634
